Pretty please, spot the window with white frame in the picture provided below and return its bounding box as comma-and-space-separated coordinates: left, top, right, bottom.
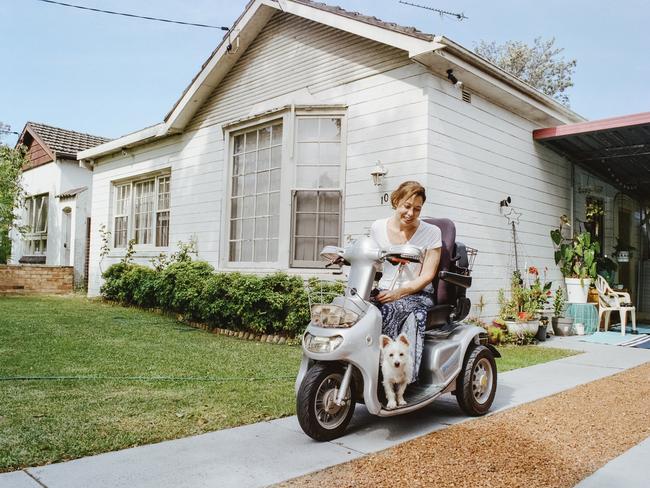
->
227, 114, 343, 267
229, 123, 282, 262
112, 174, 170, 248
292, 117, 342, 267
24, 193, 49, 255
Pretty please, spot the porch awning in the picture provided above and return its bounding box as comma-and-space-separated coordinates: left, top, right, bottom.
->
533, 112, 650, 201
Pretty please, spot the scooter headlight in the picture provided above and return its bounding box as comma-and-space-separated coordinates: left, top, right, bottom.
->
303, 333, 344, 353
310, 304, 359, 328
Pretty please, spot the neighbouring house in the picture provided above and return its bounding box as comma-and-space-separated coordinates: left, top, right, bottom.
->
10, 122, 110, 286
78, 0, 648, 318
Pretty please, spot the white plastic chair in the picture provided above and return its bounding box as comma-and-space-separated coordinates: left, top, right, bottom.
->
595, 275, 636, 335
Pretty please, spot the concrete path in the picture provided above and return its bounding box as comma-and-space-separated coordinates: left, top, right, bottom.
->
2, 336, 649, 488
574, 435, 650, 488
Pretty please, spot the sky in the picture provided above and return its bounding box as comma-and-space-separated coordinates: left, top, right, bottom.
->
2, 0, 649, 147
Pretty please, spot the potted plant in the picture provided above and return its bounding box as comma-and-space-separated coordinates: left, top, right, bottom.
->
551, 287, 573, 336
596, 255, 618, 286
584, 200, 604, 236
498, 268, 551, 335
550, 217, 600, 303
613, 237, 636, 264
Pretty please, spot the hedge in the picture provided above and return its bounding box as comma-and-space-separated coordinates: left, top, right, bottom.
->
100, 261, 344, 337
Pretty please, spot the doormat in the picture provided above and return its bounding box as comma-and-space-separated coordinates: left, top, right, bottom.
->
608, 323, 650, 334
579, 331, 650, 348
619, 334, 650, 349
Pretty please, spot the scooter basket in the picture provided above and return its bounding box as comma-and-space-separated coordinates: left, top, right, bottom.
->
306, 279, 361, 328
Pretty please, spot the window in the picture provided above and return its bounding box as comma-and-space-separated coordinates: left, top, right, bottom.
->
229, 123, 282, 262
227, 112, 344, 267
24, 193, 49, 255
112, 174, 170, 248
113, 184, 130, 248
292, 117, 342, 267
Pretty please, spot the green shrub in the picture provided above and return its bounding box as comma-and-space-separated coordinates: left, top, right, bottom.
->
100, 263, 130, 301
124, 265, 158, 308
100, 261, 345, 337
154, 261, 214, 315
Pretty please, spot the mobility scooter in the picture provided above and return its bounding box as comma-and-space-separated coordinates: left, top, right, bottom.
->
295, 218, 499, 441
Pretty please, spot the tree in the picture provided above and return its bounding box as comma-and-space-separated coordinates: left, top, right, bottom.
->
474, 37, 577, 106
0, 144, 27, 263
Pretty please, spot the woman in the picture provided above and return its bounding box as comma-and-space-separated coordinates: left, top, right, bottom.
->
370, 181, 442, 383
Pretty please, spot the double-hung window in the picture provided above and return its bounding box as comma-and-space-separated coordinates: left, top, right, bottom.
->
292, 117, 342, 267
112, 174, 170, 248
229, 123, 282, 263
24, 193, 49, 255
227, 111, 344, 268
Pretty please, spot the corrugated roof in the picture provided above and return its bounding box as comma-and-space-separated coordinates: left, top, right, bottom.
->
534, 112, 650, 200
55, 186, 88, 199
27, 122, 111, 159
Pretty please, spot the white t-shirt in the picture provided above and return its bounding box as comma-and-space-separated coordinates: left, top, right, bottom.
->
370, 218, 442, 292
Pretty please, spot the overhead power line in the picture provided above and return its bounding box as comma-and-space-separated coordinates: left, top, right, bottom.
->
34, 0, 230, 30
398, 1, 468, 20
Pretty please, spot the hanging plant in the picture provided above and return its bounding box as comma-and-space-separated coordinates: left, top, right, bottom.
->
585, 200, 604, 221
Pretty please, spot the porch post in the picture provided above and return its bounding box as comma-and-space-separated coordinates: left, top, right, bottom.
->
570, 161, 575, 228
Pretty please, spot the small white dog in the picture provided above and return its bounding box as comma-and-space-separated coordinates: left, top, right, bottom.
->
380, 333, 413, 410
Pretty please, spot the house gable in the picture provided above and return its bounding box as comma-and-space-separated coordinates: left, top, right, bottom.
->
20, 132, 54, 171
186, 11, 411, 132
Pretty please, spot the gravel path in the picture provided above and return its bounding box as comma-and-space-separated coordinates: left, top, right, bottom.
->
277, 362, 650, 488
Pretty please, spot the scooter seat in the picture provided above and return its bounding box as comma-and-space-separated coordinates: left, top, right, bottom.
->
425, 304, 453, 330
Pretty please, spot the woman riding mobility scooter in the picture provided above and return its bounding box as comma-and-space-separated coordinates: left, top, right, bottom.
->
295, 218, 499, 441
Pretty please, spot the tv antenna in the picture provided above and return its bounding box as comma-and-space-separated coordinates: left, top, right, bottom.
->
398, 1, 468, 20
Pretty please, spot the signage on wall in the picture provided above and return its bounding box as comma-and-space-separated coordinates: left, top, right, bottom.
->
380, 192, 389, 205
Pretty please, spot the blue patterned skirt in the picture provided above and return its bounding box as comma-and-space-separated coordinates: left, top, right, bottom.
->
374, 291, 434, 383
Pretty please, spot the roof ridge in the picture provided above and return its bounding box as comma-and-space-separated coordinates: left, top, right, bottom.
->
27, 121, 111, 142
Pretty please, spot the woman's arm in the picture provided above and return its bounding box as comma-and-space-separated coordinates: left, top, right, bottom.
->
377, 247, 441, 303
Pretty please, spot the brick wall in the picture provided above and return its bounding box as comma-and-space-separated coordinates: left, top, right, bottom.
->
0, 265, 74, 295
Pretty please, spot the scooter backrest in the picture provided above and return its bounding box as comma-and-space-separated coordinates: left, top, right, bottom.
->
422, 217, 456, 306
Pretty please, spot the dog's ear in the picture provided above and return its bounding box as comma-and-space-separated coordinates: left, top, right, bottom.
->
397, 333, 410, 347
380, 335, 392, 349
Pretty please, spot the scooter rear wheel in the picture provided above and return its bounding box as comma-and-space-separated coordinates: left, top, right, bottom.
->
297, 363, 355, 441
455, 345, 497, 416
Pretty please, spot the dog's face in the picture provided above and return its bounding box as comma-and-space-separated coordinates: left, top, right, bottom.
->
380, 334, 410, 372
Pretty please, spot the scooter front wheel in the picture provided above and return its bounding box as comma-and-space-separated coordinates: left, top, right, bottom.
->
297, 363, 355, 441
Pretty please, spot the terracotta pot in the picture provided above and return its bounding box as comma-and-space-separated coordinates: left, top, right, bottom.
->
587, 288, 599, 303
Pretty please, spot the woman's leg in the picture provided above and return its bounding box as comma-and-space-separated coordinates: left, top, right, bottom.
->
378, 293, 433, 383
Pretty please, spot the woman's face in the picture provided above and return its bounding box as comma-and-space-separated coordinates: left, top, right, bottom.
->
395, 194, 424, 226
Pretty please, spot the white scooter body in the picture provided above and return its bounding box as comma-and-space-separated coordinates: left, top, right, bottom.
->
295, 311, 486, 416
295, 236, 497, 440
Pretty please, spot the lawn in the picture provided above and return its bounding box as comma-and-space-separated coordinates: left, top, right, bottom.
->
0, 295, 576, 472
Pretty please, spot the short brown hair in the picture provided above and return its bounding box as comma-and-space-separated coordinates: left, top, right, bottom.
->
390, 181, 426, 209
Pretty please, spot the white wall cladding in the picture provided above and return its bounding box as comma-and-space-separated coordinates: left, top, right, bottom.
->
10, 160, 93, 285
187, 12, 410, 132
423, 76, 573, 319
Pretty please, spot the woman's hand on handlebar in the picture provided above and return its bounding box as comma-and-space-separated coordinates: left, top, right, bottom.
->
376, 289, 403, 304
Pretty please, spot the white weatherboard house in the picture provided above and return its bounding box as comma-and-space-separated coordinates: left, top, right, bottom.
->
11, 122, 110, 286
79, 0, 648, 318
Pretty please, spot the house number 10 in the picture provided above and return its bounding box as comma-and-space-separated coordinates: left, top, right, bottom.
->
380, 193, 389, 205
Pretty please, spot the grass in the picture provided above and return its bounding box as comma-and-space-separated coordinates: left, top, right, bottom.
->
496, 345, 577, 372
0, 295, 577, 472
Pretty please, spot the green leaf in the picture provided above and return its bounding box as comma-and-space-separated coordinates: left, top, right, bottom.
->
550, 229, 562, 245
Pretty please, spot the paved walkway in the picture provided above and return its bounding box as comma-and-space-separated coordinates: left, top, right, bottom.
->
2, 336, 649, 488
